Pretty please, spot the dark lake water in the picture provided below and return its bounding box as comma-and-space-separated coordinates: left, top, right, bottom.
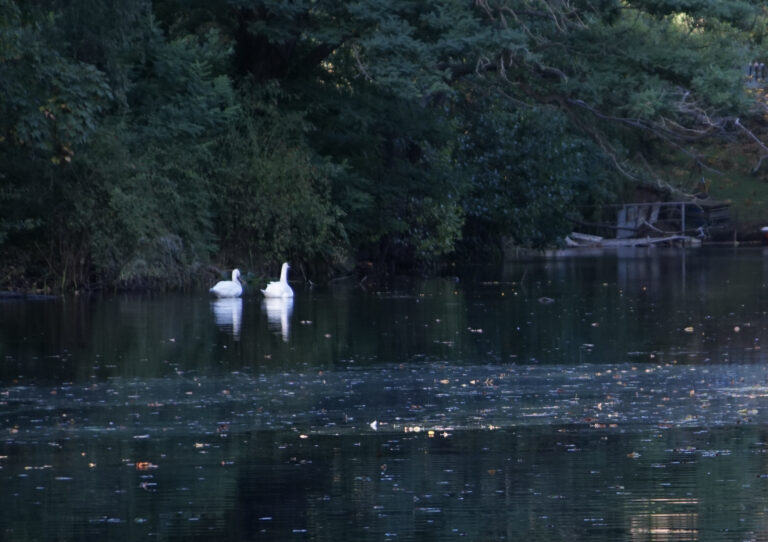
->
4, 247, 768, 541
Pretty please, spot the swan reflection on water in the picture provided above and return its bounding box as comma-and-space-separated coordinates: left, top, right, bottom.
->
211, 297, 243, 340
262, 297, 293, 342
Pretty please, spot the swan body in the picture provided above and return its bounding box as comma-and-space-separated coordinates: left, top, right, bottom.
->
261, 262, 294, 298
209, 268, 243, 298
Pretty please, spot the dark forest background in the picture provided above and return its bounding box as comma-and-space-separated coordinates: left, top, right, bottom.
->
3, 0, 768, 290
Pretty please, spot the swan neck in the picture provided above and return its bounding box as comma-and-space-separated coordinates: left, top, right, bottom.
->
279, 265, 288, 283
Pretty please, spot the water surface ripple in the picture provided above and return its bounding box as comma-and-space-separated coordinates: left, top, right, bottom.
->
4, 248, 768, 541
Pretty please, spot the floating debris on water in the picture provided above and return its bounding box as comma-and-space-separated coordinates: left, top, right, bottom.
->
4, 360, 768, 439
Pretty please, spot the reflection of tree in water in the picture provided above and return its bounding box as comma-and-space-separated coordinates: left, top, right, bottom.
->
7, 256, 768, 539
226, 424, 768, 540
236, 431, 326, 539
1, 421, 764, 540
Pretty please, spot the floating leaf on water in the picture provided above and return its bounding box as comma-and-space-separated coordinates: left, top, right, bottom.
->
700, 449, 731, 457
684, 326, 694, 333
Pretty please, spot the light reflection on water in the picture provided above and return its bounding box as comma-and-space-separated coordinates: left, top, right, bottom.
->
3, 248, 768, 540
262, 296, 293, 342
212, 297, 243, 340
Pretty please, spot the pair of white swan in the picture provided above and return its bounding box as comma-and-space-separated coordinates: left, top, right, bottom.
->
209, 263, 293, 298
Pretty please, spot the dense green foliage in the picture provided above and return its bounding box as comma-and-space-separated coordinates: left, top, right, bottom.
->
2, 0, 768, 290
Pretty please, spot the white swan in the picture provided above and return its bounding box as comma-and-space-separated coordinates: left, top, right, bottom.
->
261, 262, 294, 298
209, 268, 243, 298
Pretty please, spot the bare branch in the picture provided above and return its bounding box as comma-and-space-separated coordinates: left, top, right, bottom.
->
566, 97, 723, 175
352, 45, 373, 82
752, 154, 768, 175
475, 0, 495, 21
734, 118, 768, 174
474, 0, 767, 187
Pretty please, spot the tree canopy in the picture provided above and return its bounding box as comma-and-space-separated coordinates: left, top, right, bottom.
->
2, 0, 768, 290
